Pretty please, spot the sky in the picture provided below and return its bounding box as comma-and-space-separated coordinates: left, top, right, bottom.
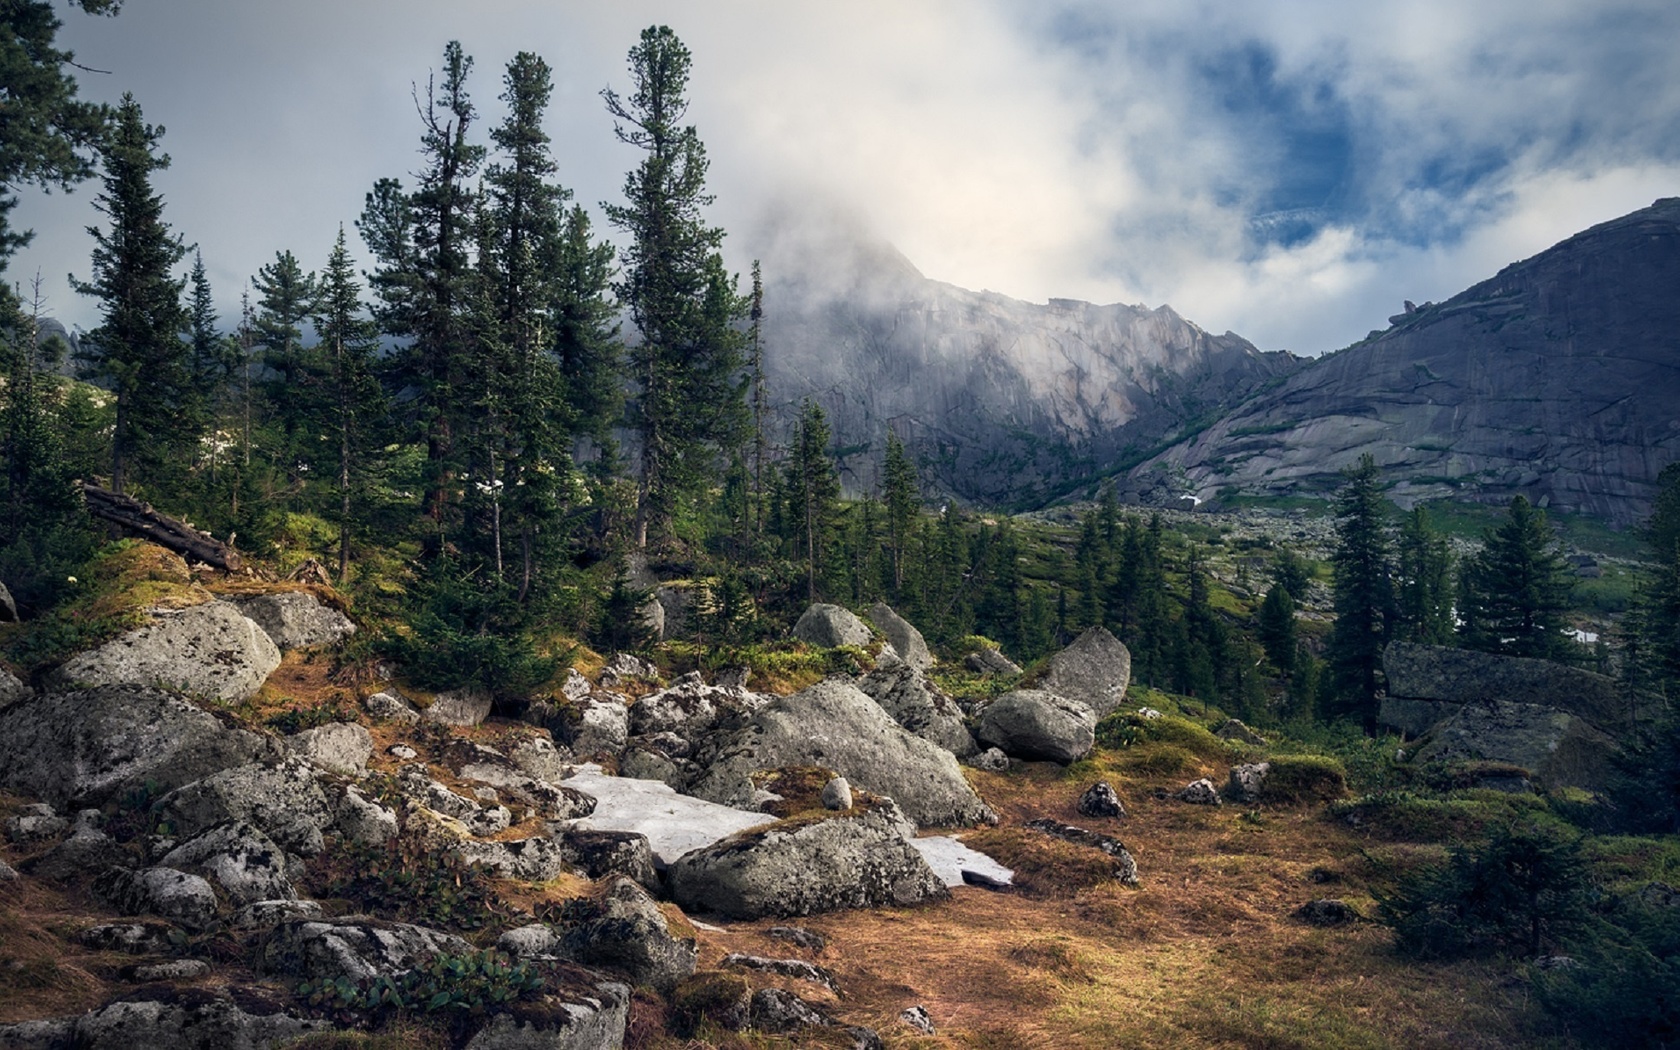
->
11, 0, 1680, 356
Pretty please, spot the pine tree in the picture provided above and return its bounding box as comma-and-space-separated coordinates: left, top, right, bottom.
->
184, 250, 237, 478
787, 399, 840, 601
313, 225, 385, 581
1257, 582, 1297, 675
882, 429, 918, 594
251, 248, 317, 447
604, 25, 747, 547
71, 93, 190, 495
1458, 496, 1574, 660
1325, 454, 1395, 731
1395, 505, 1455, 644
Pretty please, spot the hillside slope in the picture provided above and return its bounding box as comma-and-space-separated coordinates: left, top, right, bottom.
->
1132, 198, 1680, 525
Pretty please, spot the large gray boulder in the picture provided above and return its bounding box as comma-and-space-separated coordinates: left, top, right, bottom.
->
0, 991, 332, 1050
0, 665, 29, 709
228, 591, 356, 651
550, 876, 697, 994
260, 918, 472, 981
285, 721, 373, 775
666, 803, 948, 919
1382, 642, 1625, 728
462, 980, 630, 1050
157, 757, 335, 856
854, 665, 976, 757
93, 866, 220, 931
161, 822, 295, 905
868, 603, 933, 670
629, 673, 764, 741
792, 603, 873, 649
453, 836, 573, 882
1409, 699, 1620, 791
49, 600, 281, 703
687, 678, 994, 827
420, 685, 494, 726
0, 686, 277, 809
974, 689, 1096, 764
1036, 627, 1131, 718
0, 580, 16, 622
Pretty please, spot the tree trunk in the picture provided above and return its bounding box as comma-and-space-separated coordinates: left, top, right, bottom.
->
83, 483, 243, 571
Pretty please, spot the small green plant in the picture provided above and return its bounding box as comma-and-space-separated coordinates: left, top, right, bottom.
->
297, 950, 545, 1031
266, 698, 355, 735
1262, 754, 1349, 803
316, 837, 513, 932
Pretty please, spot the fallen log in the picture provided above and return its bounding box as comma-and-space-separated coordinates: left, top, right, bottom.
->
81, 482, 243, 572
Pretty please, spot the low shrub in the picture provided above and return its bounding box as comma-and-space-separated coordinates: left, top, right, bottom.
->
1262, 754, 1349, 803
314, 837, 513, 933
297, 950, 544, 1034
1096, 712, 1229, 762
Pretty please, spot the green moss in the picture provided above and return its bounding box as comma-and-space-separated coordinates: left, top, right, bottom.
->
1260, 754, 1349, 803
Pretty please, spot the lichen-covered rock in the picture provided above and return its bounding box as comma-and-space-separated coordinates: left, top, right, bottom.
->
687, 678, 994, 828
228, 591, 355, 651
792, 603, 873, 649
421, 685, 493, 726
549, 876, 697, 994
1295, 898, 1359, 926
93, 866, 220, 931
1076, 781, 1127, 819
24, 811, 123, 881
49, 601, 281, 702
963, 646, 1022, 676
629, 676, 763, 741
821, 776, 853, 811
161, 822, 294, 905
666, 803, 948, 919
0, 686, 278, 808
558, 829, 658, 888
6, 803, 69, 844
507, 734, 572, 783
462, 979, 631, 1050
260, 918, 472, 981
1382, 642, 1625, 725
974, 689, 1096, 764
453, 836, 571, 881
334, 784, 398, 845
1176, 778, 1222, 806
157, 757, 334, 856
440, 741, 596, 821
867, 603, 933, 670
965, 747, 1009, 772
79, 921, 179, 954
230, 899, 323, 929
0, 989, 331, 1050
398, 767, 513, 837
285, 721, 372, 776
1036, 626, 1131, 718
364, 690, 420, 724
0, 665, 30, 709
854, 665, 976, 757
1226, 762, 1271, 805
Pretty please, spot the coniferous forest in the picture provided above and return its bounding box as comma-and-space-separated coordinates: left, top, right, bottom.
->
4, 5, 1680, 1049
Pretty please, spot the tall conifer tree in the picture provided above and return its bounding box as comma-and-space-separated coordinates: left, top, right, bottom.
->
1458, 496, 1574, 659
1325, 454, 1395, 730
313, 225, 385, 581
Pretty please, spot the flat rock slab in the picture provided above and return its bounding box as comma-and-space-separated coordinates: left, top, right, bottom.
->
911, 835, 1014, 888
560, 766, 776, 867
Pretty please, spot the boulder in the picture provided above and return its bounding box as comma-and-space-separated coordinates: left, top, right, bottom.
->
792, 603, 873, 649
598, 652, 660, 690
854, 665, 976, 757
49, 600, 281, 703
161, 822, 294, 905
549, 876, 697, 994
227, 591, 356, 651
966, 747, 1009, 772
1215, 718, 1267, 746
398, 768, 513, 838
559, 766, 778, 868
79, 921, 179, 954
461, 980, 630, 1050
722, 953, 837, 993
1036, 626, 1131, 718
963, 647, 1022, 676
1076, 781, 1127, 820
285, 721, 373, 776
0, 665, 29, 709
157, 757, 335, 856
364, 690, 420, 724
0, 580, 15, 622
1295, 898, 1359, 926
666, 802, 948, 919
630, 675, 763, 741
1382, 642, 1625, 726
0, 990, 331, 1050
440, 741, 595, 821
686, 678, 995, 828
25, 814, 124, 881
867, 603, 933, 670
334, 784, 398, 845
973, 689, 1096, 764
0, 686, 277, 809
260, 918, 472, 981
557, 829, 658, 888
821, 776, 853, 811
1226, 762, 1271, 804
93, 866, 220, 931
230, 899, 323, 929
6, 803, 69, 845
1176, 779, 1222, 806
420, 685, 493, 727
453, 836, 572, 882
506, 734, 573, 783
1409, 700, 1620, 791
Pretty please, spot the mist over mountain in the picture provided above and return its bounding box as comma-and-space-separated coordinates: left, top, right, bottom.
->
1132, 197, 1680, 526
754, 213, 1303, 506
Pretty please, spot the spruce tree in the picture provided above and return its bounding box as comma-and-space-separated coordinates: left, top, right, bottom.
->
787, 399, 840, 601
604, 25, 748, 547
1257, 582, 1297, 675
1325, 454, 1395, 731
71, 93, 189, 495
185, 250, 237, 477
882, 429, 918, 594
1395, 505, 1455, 645
1458, 496, 1574, 660
312, 225, 385, 581
251, 248, 317, 447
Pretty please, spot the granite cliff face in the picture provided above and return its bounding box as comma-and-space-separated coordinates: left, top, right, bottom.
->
760, 229, 1301, 506
1133, 198, 1680, 525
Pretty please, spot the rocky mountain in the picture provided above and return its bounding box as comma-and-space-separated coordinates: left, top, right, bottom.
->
1131, 198, 1680, 526
759, 222, 1302, 506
